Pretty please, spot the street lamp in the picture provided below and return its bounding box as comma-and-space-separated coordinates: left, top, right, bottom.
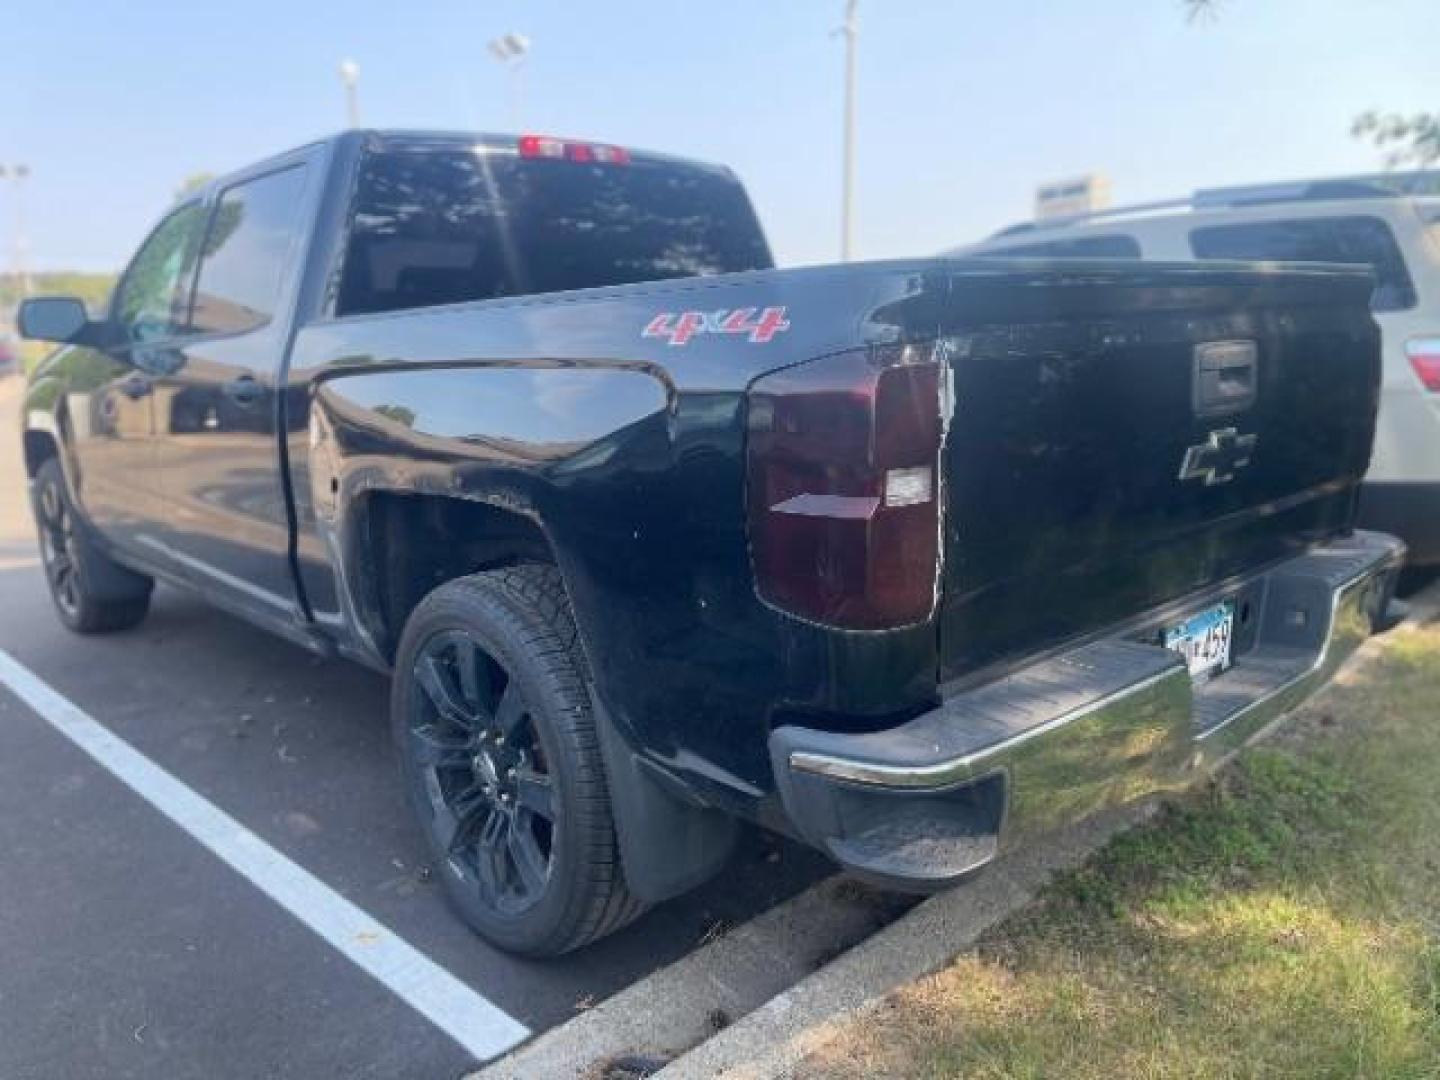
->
338, 59, 361, 128
487, 32, 531, 129
0, 163, 31, 298
836, 1, 858, 262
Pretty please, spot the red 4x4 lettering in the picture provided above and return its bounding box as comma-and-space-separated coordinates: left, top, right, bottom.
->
720, 307, 791, 343
643, 306, 790, 346
642, 311, 707, 346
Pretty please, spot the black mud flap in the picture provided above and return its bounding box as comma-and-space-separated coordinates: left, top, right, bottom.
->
592, 694, 740, 903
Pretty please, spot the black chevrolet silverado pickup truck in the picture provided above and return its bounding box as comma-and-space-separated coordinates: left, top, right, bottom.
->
18, 130, 1404, 956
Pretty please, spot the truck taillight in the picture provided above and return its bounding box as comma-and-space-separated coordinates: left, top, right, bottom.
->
1407, 337, 1440, 391
746, 346, 945, 630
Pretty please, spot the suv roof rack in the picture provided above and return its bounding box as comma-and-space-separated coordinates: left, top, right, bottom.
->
991, 169, 1440, 239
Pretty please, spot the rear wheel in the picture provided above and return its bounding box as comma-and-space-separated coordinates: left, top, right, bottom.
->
31, 459, 151, 633
391, 565, 645, 956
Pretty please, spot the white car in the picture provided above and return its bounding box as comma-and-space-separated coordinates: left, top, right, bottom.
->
960, 172, 1440, 566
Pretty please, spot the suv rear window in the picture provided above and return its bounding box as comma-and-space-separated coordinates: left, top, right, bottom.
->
980, 234, 1142, 258
337, 148, 773, 316
1189, 215, 1416, 312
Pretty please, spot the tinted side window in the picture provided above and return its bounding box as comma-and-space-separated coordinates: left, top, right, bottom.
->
115, 203, 205, 344
338, 149, 772, 316
1189, 216, 1416, 312
982, 234, 1142, 258
191, 165, 310, 335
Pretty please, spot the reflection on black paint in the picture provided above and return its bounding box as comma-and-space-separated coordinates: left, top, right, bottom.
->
338, 149, 771, 316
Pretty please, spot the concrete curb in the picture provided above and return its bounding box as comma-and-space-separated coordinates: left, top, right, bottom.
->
654, 801, 1157, 1080
468, 875, 912, 1079
657, 578, 1440, 1079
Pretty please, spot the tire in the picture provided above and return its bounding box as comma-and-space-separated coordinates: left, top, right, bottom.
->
30, 458, 152, 634
391, 564, 646, 956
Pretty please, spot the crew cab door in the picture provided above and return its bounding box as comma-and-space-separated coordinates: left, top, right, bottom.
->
147, 154, 319, 626
66, 200, 206, 556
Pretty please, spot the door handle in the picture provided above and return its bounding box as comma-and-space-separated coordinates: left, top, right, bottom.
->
222, 375, 264, 407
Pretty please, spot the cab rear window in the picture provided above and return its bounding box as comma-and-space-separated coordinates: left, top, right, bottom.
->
337, 148, 773, 317
1189, 215, 1417, 312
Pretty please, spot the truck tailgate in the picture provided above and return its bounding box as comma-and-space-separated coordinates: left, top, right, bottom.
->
936, 262, 1380, 681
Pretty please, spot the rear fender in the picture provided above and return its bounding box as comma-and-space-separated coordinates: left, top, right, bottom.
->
308, 361, 672, 663
309, 362, 737, 894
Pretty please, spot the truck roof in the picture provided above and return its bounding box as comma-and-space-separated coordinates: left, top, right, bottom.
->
363, 130, 736, 176
191, 129, 737, 203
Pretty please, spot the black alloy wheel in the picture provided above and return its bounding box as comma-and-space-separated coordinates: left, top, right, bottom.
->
391, 566, 645, 956
406, 629, 557, 914
30, 458, 151, 633
35, 471, 82, 621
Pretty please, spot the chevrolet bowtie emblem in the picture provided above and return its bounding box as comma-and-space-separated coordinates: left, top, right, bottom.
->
1178, 427, 1258, 486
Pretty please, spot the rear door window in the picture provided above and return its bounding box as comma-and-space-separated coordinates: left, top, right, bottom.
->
1189, 215, 1417, 312
337, 148, 773, 316
981, 234, 1142, 258
190, 165, 310, 335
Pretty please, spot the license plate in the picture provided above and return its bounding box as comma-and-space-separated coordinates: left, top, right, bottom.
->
1163, 600, 1235, 681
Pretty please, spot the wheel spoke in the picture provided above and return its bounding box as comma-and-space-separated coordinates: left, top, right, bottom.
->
452, 636, 490, 714
515, 769, 555, 821
415, 654, 473, 726
449, 779, 491, 822
474, 810, 509, 898
47, 553, 79, 614
39, 485, 62, 529
46, 551, 70, 582
410, 723, 473, 768
508, 822, 549, 895
491, 681, 526, 740
435, 789, 493, 853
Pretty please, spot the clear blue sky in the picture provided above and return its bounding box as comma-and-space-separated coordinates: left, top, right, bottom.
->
5, 0, 1435, 272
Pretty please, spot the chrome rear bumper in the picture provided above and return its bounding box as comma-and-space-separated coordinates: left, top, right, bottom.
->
770, 530, 1406, 890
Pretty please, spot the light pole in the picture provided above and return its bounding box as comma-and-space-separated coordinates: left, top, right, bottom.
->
0, 164, 31, 299
338, 59, 361, 128
837, 0, 858, 262
487, 32, 531, 129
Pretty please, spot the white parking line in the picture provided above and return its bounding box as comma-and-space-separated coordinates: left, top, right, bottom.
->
0, 648, 530, 1063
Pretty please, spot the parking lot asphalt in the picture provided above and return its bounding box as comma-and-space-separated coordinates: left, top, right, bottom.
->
0, 376, 832, 1078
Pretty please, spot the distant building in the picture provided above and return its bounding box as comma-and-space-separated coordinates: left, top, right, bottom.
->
1035, 174, 1111, 220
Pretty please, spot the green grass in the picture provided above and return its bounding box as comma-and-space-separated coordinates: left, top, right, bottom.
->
808, 620, 1440, 1079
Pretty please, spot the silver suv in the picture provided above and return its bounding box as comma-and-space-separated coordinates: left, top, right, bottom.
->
961, 172, 1440, 566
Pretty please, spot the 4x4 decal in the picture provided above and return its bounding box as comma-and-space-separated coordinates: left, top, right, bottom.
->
642, 306, 790, 346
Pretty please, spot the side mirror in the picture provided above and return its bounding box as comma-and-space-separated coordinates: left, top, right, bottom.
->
17, 296, 93, 345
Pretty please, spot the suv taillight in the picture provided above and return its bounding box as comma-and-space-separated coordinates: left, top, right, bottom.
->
746, 345, 945, 630
1407, 337, 1440, 392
